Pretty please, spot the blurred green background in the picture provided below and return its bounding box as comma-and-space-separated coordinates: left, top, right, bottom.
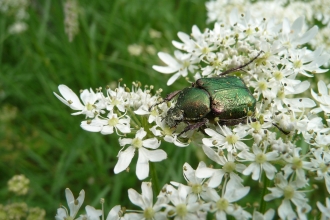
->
0, 0, 208, 218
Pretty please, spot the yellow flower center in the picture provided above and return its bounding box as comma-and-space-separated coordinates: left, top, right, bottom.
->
108, 117, 119, 126
292, 157, 303, 170
176, 204, 187, 217
191, 183, 202, 194
132, 138, 142, 148
283, 185, 294, 200
144, 207, 155, 219
223, 161, 236, 173
226, 134, 238, 145
216, 198, 229, 211
255, 153, 266, 164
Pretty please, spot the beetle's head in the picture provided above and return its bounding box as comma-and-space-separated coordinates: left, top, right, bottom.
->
164, 107, 184, 128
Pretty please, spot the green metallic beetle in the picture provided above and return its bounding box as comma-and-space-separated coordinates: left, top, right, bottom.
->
151, 51, 264, 136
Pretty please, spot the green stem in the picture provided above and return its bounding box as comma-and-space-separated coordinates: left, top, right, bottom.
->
127, 108, 142, 128
259, 172, 269, 213
150, 162, 160, 196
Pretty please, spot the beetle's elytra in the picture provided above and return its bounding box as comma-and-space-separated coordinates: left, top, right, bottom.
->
151, 51, 263, 136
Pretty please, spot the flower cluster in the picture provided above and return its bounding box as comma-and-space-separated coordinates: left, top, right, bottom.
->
64, 0, 79, 42
205, 0, 330, 65
0, 0, 29, 34
55, 6, 330, 220
7, 174, 30, 196
54, 82, 169, 180
56, 163, 267, 220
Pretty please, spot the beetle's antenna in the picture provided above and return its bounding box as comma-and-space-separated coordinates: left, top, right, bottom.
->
219, 50, 264, 76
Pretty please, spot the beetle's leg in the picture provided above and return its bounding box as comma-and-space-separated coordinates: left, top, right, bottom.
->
148, 90, 182, 111
177, 118, 209, 137
272, 123, 290, 135
219, 50, 264, 76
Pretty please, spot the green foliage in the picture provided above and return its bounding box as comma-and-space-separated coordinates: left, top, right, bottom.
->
0, 0, 207, 218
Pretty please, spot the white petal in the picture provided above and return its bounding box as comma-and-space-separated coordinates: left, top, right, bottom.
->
128, 188, 145, 209
183, 163, 194, 180
167, 72, 181, 86
152, 65, 177, 74
297, 25, 318, 45
85, 205, 102, 218
278, 200, 296, 220
119, 138, 132, 146
114, 147, 135, 174
318, 80, 328, 95
320, 104, 330, 114
225, 186, 250, 202
55, 85, 84, 110
136, 150, 150, 180
284, 98, 315, 108
141, 182, 153, 207
136, 128, 147, 139
242, 163, 258, 178
142, 138, 161, 149
157, 52, 178, 67
106, 205, 121, 220
195, 167, 215, 178
263, 163, 277, 180
144, 149, 167, 162
115, 124, 131, 134
202, 146, 224, 164
208, 170, 225, 188
80, 121, 103, 133
100, 126, 114, 134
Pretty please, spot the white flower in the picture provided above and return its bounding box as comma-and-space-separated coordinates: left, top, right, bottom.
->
310, 148, 330, 194
317, 198, 330, 220
125, 182, 168, 220
80, 111, 131, 135
311, 80, 330, 114
55, 188, 85, 220
77, 205, 102, 220
281, 148, 312, 187
150, 116, 189, 147
153, 50, 199, 85
106, 86, 128, 113
238, 144, 279, 181
203, 126, 249, 153
288, 47, 328, 77
196, 146, 245, 188
171, 162, 215, 203
105, 205, 125, 220
114, 128, 167, 180
54, 85, 101, 118
264, 173, 311, 220
207, 178, 251, 220
166, 184, 201, 220
252, 209, 275, 220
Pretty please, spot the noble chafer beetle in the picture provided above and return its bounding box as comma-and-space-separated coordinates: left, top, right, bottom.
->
150, 51, 287, 136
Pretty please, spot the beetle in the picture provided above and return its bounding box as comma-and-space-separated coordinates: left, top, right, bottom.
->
150, 51, 265, 137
